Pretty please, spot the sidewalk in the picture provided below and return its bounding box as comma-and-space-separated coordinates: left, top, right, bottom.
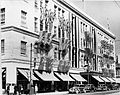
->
22, 91, 68, 95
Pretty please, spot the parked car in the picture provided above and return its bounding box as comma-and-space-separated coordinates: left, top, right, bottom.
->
84, 84, 96, 92
106, 84, 113, 90
112, 84, 119, 90
76, 84, 86, 93
96, 84, 107, 91
69, 84, 86, 94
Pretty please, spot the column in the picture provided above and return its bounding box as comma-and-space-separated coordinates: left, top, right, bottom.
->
6, 64, 16, 93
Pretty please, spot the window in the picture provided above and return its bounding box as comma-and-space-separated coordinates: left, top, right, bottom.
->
54, 51, 57, 59
1, 39, 5, 53
21, 10, 27, 28
21, 41, 27, 55
35, 0, 38, 8
1, 8, 5, 25
34, 17, 38, 32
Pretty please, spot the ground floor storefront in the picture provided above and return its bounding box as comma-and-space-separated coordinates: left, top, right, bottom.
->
2, 67, 119, 94
2, 67, 87, 94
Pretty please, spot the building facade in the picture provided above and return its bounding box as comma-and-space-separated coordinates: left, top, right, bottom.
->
1, 0, 116, 93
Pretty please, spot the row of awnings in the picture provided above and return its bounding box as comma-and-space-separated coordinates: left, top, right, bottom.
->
18, 69, 87, 82
114, 78, 120, 83
92, 75, 116, 83
18, 69, 116, 83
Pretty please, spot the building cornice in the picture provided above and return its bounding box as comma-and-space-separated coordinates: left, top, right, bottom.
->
56, 0, 115, 39
1, 26, 59, 44
1, 26, 39, 39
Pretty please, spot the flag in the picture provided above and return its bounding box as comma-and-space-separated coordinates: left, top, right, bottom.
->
58, 60, 64, 72
45, 32, 51, 43
59, 37, 65, 50
39, 31, 47, 42
65, 40, 71, 49
63, 39, 69, 49
66, 61, 71, 72
38, 57, 44, 70
45, 56, 53, 71
48, 33, 56, 44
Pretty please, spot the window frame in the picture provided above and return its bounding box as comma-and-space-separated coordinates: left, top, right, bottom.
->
1, 39, 5, 53
34, 17, 38, 32
21, 41, 27, 55
1, 8, 5, 25
21, 10, 27, 28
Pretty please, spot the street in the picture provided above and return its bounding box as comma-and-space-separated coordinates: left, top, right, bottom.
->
67, 90, 120, 95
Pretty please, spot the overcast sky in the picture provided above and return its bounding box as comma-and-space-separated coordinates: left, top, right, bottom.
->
67, 0, 120, 55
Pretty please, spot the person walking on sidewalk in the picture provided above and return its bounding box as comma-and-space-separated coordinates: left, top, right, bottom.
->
35, 84, 38, 95
7, 85, 10, 95
13, 85, 18, 95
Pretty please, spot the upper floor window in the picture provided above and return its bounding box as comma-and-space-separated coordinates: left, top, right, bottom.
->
1, 39, 5, 53
1, 8, 5, 25
21, 10, 27, 28
35, 0, 38, 8
34, 17, 38, 32
21, 41, 27, 55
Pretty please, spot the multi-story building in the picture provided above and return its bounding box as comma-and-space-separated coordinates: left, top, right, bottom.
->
1, 0, 116, 93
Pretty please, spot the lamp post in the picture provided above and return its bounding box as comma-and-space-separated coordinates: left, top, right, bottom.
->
29, 43, 33, 95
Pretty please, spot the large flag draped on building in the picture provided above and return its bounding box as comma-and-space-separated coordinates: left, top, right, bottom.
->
45, 56, 53, 72
38, 57, 44, 70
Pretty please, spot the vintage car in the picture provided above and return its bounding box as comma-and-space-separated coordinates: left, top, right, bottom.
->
84, 84, 96, 92
69, 84, 86, 94
96, 84, 107, 91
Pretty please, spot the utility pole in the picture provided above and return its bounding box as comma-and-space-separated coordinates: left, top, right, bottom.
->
30, 43, 33, 95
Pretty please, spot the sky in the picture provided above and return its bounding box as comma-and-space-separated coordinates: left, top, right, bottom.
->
67, 0, 120, 55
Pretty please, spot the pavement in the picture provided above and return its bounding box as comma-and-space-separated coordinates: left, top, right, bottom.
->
17, 91, 68, 95
107, 91, 120, 95
34, 91, 68, 95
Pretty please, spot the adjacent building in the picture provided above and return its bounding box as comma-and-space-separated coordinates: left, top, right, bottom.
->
1, 0, 116, 93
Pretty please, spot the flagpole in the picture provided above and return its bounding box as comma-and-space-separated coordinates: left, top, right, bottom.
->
30, 43, 33, 95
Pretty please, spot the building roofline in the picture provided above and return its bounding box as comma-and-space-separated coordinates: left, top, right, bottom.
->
56, 0, 115, 39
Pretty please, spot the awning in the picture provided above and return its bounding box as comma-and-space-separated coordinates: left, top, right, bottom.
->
70, 74, 87, 82
92, 76, 104, 82
115, 78, 120, 83
55, 72, 74, 81
100, 76, 110, 82
18, 69, 38, 80
106, 77, 116, 83
34, 71, 59, 81
112, 78, 116, 82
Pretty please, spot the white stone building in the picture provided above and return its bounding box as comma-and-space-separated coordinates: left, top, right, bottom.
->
1, 0, 116, 93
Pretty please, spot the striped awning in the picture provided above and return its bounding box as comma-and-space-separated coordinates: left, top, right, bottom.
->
35, 71, 59, 81
92, 76, 104, 82
106, 77, 116, 83
70, 74, 87, 82
100, 76, 110, 82
55, 72, 74, 81
115, 78, 120, 83
18, 69, 38, 80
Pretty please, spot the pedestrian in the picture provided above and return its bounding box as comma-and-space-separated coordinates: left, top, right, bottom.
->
21, 85, 23, 94
18, 85, 22, 95
35, 84, 38, 94
14, 85, 17, 95
7, 85, 10, 95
